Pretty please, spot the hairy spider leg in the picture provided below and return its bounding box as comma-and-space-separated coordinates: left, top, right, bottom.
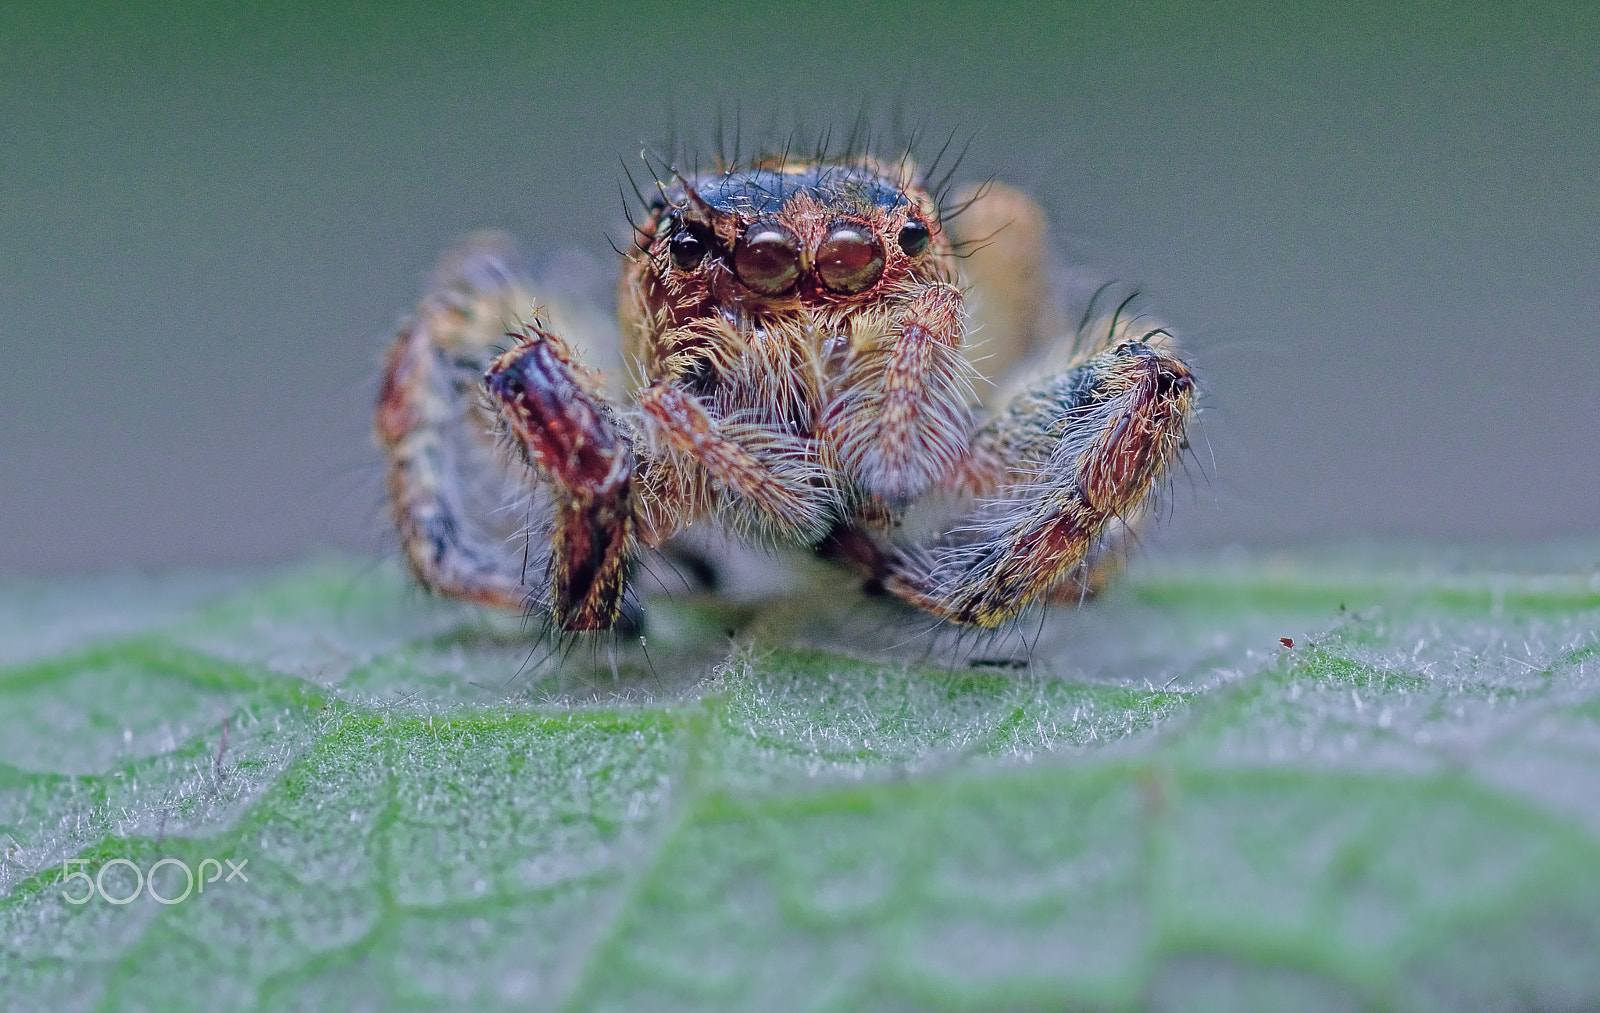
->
485, 315, 846, 631
376, 237, 547, 613
483, 327, 634, 631
821, 281, 979, 505
884, 330, 1194, 627
636, 382, 839, 544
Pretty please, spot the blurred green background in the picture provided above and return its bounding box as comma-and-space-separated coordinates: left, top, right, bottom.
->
2, 0, 1596, 573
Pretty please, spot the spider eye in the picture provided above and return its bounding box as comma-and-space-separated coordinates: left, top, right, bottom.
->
668, 223, 708, 271
897, 218, 931, 258
815, 224, 885, 295
733, 222, 801, 295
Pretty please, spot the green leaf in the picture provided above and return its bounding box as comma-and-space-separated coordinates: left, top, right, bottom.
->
2, 548, 1599, 1011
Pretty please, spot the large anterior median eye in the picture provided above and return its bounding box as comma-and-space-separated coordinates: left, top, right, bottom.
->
733, 222, 802, 295
816, 224, 885, 294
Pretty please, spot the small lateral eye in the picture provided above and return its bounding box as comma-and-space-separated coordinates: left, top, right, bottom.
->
815, 224, 885, 294
668, 222, 708, 271
733, 222, 802, 295
897, 218, 931, 258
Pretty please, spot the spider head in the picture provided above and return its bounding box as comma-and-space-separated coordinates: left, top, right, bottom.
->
634, 157, 951, 314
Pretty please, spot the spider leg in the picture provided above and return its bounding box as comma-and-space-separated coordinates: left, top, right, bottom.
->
821, 281, 980, 504
376, 234, 545, 613
621, 311, 843, 545
1039, 510, 1145, 602
883, 326, 1194, 627
636, 382, 837, 544
484, 327, 634, 631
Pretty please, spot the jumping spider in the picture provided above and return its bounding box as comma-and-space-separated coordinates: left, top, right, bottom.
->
376, 152, 1194, 632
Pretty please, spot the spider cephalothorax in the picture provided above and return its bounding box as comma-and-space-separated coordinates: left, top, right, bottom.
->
377, 152, 1194, 631
617, 158, 978, 535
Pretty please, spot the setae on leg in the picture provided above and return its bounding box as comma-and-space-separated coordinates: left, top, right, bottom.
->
376, 235, 548, 613
885, 331, 1194, 627
483, 326, 634, 632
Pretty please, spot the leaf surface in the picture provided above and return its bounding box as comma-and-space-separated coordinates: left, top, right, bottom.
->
2, 547, 1599, 1011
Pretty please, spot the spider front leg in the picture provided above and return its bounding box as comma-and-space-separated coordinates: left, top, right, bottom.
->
634, 383, 838, 542
884, 328, 1195, 627
822, 281, 980, 504
630, 317, 842, 546
483, 327, 634, 632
